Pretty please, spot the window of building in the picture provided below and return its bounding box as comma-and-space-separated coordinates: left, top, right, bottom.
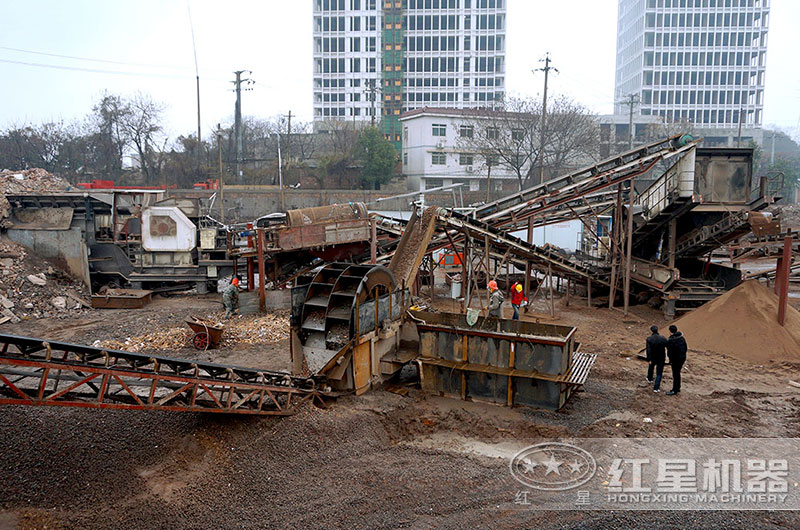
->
486, 127, 499, 140
426, 179, 444, 190
511, 129, 525, 141
485, 154, 499, 166
459, 125, 474, 139
459, 153, 474, 166
431, 152, 446, 165
432, 124, 447, 137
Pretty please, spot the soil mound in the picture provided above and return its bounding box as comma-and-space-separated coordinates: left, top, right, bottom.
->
673, 280, 800, 362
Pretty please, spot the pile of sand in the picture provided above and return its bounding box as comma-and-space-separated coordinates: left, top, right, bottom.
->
673, 280, 800, 363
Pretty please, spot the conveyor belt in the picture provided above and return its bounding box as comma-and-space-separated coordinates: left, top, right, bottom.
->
0, 333, 323, 416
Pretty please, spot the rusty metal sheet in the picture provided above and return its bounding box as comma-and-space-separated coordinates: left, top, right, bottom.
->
9, 207, 74, 230
91, 289, 152, 309
353, 342, 371, 395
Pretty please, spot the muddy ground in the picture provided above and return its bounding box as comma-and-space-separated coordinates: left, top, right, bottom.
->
1, 289, 800, 529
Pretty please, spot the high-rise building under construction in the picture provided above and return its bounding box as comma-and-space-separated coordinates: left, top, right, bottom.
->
312, 0, 507, 147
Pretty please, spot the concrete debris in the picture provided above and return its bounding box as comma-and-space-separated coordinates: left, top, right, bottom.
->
1, 168, 70, 228
50, 296, 67, 309
27, 273, 46, 286
0, 239, 91, 320
1, 307, 20, 324
0, 294, 13, 309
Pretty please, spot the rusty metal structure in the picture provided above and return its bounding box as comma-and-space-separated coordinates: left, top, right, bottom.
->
377, 134, 778, 318
0, 333, 322, 416
4, 191, 230, 293
229, 202, 377, 291
413, 311, 595, 410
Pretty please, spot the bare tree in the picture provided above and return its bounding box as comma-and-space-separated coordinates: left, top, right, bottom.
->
119, 93, 165, 181
542, 96, 599, 173
457, 96, 598, 190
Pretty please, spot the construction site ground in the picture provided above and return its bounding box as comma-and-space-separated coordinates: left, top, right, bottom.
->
2, 290, 800, 529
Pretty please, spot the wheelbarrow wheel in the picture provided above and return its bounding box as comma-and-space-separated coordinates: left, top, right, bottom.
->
192, 331, 210, 350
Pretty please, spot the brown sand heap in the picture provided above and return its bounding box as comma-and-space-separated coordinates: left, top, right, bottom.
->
674, 280, 800, 363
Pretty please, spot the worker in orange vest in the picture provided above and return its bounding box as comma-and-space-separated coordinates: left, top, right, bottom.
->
509, 282, 527, 320
223, 277, 240, 318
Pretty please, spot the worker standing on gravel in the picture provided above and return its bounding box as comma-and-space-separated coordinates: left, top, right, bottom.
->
223, 278, 240, 318
485, 280, 504, 318
666, 324, 688, 395
645, 325, 668, 392
509, 282, 527, 320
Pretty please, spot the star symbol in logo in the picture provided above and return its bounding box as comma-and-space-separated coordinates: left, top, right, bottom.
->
568, 460, 583, 474
541, 454, 562, 476
521, 458, 538, 473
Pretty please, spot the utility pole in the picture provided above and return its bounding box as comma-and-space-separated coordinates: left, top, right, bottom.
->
365, 79, 379, 127
282, 110, 293, 176
217, 124, 224, 223
277, 133, 285, 212
737, 106, 744, 147
486, 161, 492, 203
534, 53, 557, 185
771, 130, 776, 165
620, 93, 640, 150
187, 1, 202, 171
232, 70, 253, 183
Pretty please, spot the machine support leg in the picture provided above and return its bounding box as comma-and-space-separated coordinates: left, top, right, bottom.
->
609, 184, 623, 309
548, 264, 555, 318
370, 218, 377, 265
777, 235, 792, 326
624, 178, 635, 316
587, 278, 592, 307
524, 217, 533, 314
668, 218, 677, 270
257, 229, 267, 313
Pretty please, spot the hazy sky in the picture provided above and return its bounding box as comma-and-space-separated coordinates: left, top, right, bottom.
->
1, 0, 798, 140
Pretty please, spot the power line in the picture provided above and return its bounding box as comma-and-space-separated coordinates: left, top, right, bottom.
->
0, 56, 227, 81
0, 44, 189, 70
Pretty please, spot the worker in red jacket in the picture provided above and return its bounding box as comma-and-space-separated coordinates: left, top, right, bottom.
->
510, 282, 527, 320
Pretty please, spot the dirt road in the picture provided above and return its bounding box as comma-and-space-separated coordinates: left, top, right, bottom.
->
1, 292, 799, 528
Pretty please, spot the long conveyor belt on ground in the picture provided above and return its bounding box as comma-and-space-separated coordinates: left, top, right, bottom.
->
0, 333, 324, 416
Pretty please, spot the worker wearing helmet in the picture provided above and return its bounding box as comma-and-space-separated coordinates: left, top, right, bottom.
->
223, 277, 240, 318
485, 279, 504, 319
509, 282, 528, 320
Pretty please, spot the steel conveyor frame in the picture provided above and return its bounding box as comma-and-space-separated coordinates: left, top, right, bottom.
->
0, 333, 323, 416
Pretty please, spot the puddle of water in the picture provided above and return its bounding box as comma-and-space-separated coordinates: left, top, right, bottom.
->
402, 432, 529, 460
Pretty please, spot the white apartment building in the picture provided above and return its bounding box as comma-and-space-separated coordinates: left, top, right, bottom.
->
399, 107, 519, 192
614, 0, 769, 129
312, 0, 507, 145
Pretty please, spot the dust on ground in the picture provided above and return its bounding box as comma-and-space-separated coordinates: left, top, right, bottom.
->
1, 286, 799, 528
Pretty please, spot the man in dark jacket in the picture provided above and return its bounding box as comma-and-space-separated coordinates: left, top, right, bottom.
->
666, 324, 688, 395
645, 325, 668, 392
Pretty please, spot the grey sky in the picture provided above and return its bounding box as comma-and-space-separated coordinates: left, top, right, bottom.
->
1, 0, 798, 141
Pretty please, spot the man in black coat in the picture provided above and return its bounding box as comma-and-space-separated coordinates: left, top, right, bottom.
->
666, 324, 688, 395
645, 325, 668, 392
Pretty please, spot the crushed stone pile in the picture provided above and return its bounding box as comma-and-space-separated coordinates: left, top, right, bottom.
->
674, 280, 800, 363
95, 310, 290, 352
0, 168, 70, 228
774, 203, 800, 230
0, 238, 92, 322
